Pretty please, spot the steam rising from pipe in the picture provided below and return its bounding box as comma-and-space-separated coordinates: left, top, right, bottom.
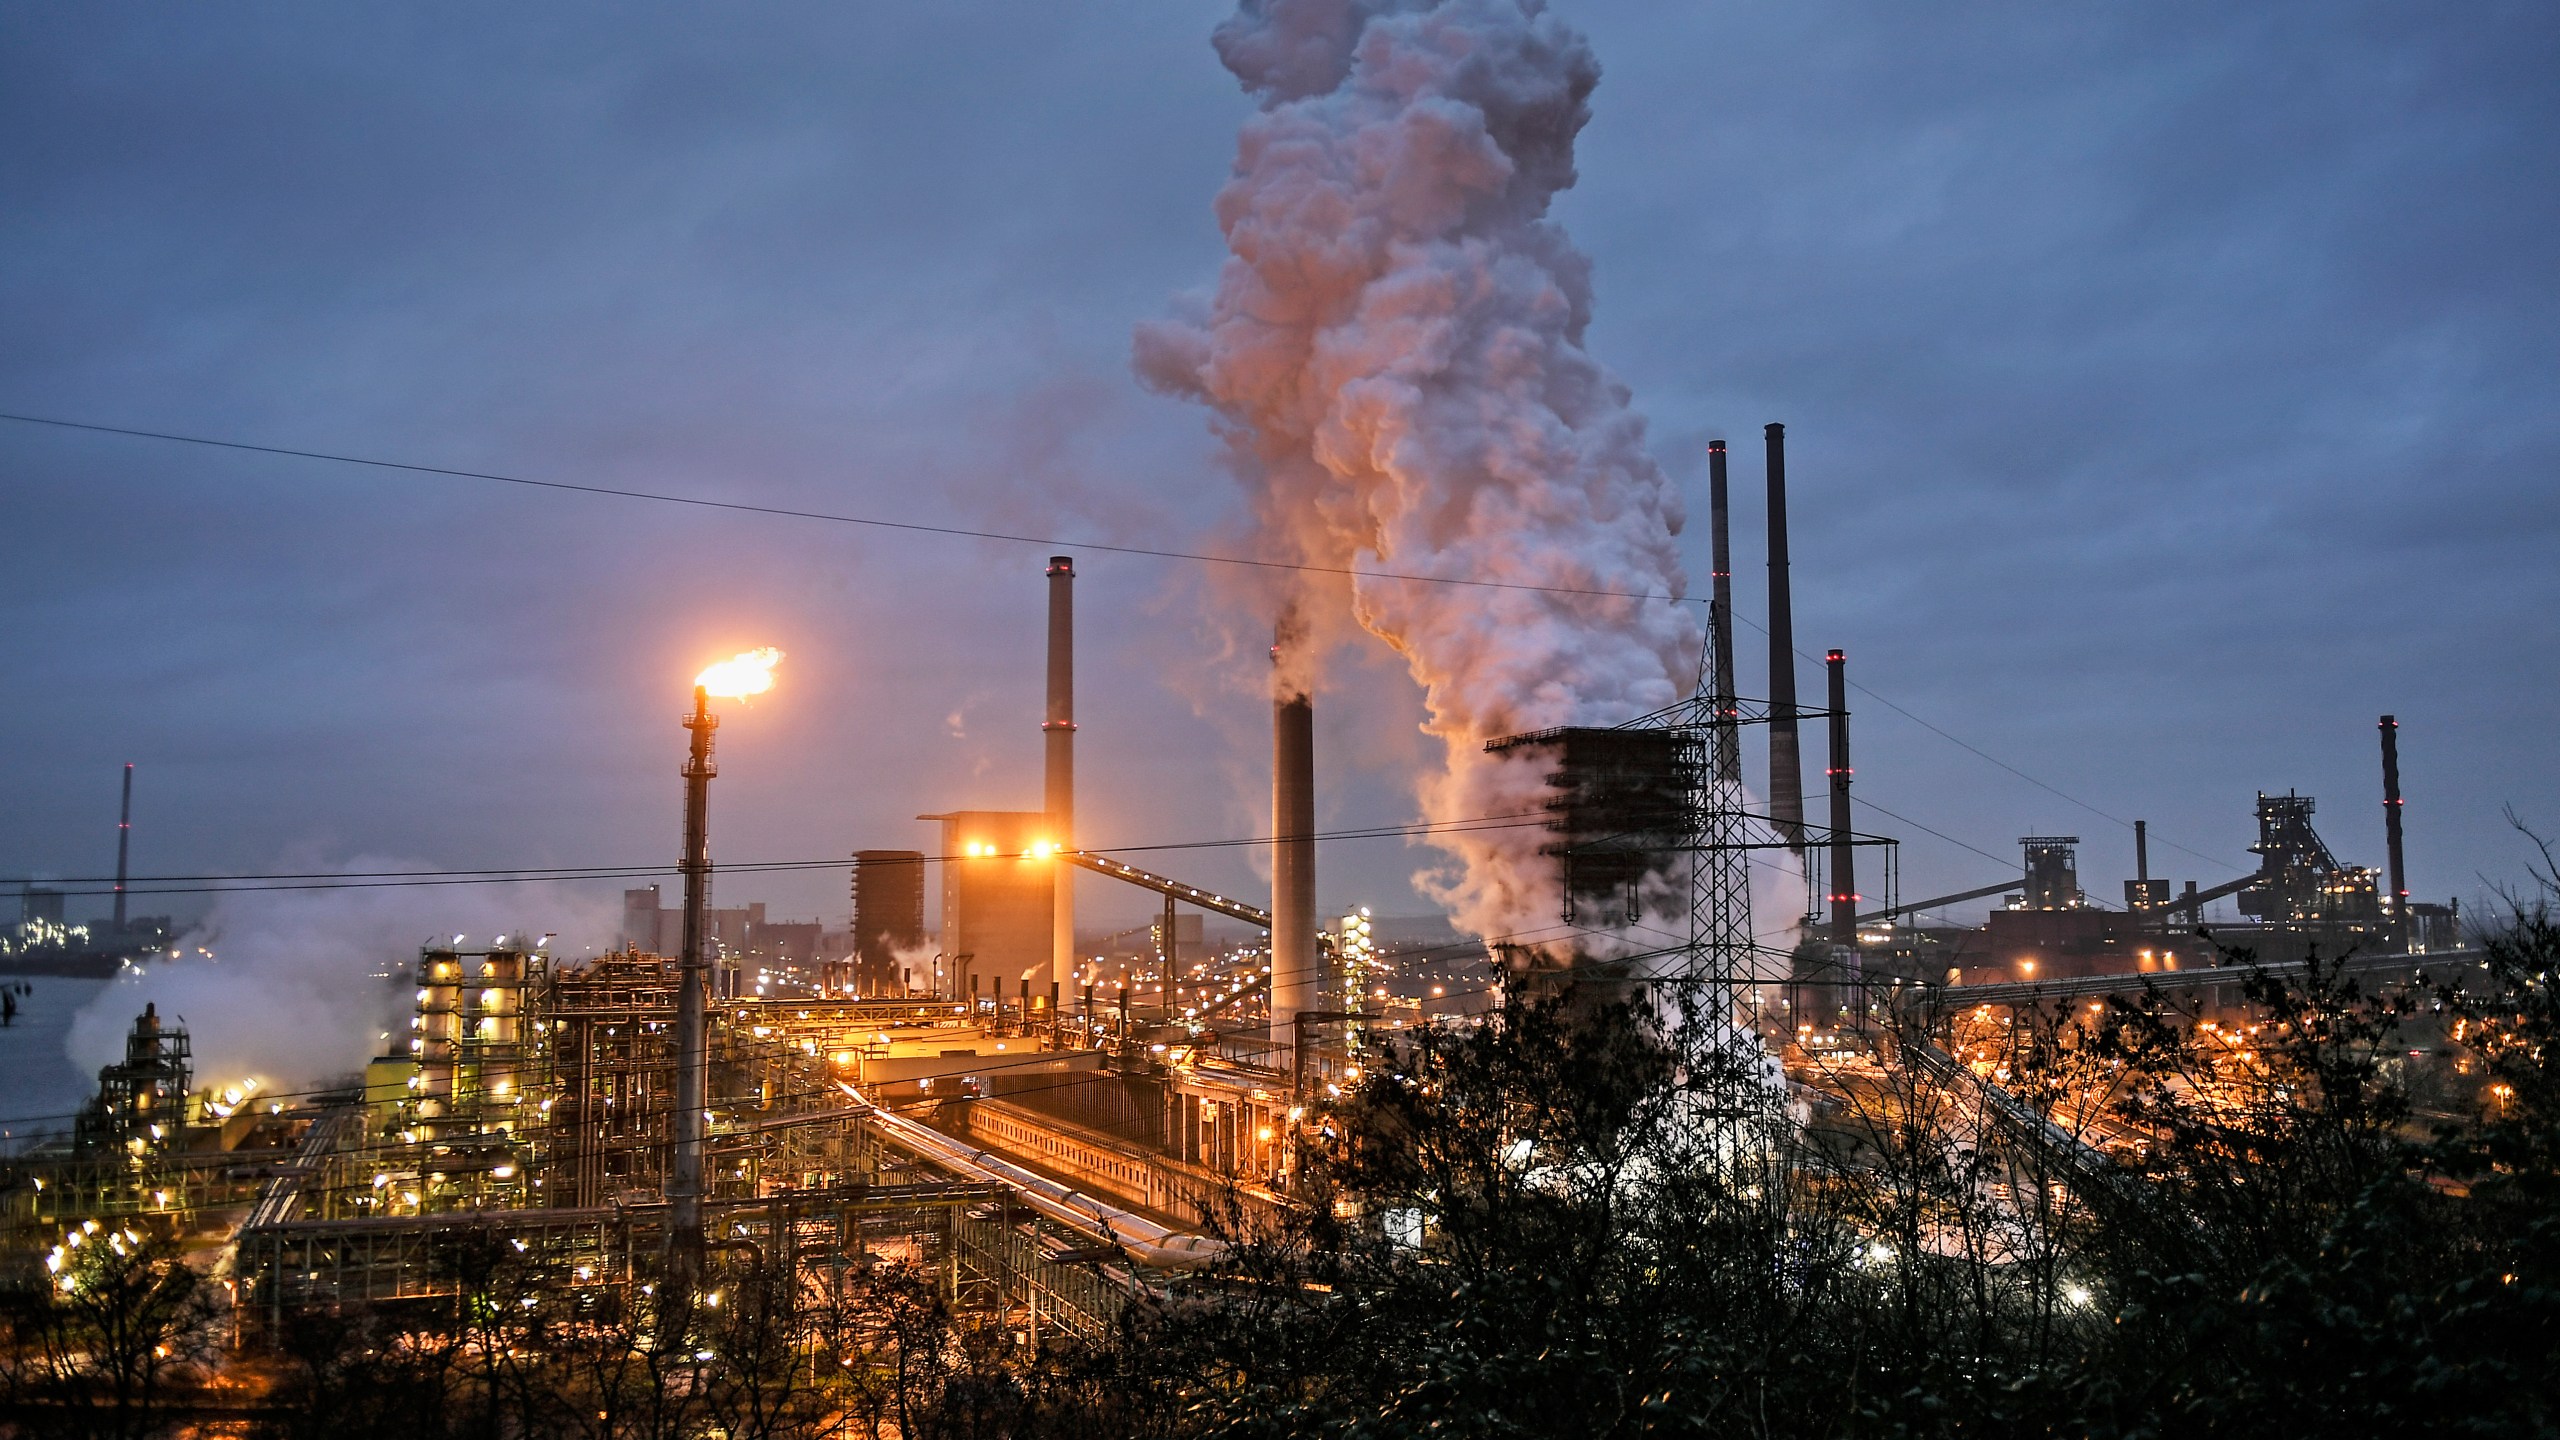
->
1137, 0, 1695, 954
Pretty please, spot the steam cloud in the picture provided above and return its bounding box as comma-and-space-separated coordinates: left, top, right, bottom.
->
69, 857, 617, 1093
1137, 0, 1698, 955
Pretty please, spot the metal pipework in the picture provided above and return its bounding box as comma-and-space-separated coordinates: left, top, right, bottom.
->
1765, 423, 1806, 851
670, 685, 718, 1282
113, 763, 133, 930
1045, 556, 1076, 994
2380, 715, 2408, 939
1708, 440, 1741, 784
1271, 618, 1318, 1042
1825, 649, 1856, 945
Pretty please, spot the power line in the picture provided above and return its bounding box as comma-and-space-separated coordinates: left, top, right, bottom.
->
1723, 602, 2239, 871
3, 809, 1564, 896
0, 408, 2236, 872
0, 411, 1690, 609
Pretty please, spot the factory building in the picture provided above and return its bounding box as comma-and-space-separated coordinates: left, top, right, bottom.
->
72, 1003, 192, 1155
619, 887, 768, 954
1481, 724, 1694, 994
919, 810, 1055, 1006
19, 886, 65, 927
850, 849, 927, 995
1499, 726, 1693, 929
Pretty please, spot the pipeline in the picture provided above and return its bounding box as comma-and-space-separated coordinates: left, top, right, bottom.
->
836, 1082, 1225, 1269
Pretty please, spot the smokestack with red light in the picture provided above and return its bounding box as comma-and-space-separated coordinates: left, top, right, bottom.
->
1766, 424, 1806, 852
1045, 556, 1076, 991
1825, 649, 1856, 945
1271, 614, 1317, 1042
2379, 714, 2408, 944
113, 763, 133, 931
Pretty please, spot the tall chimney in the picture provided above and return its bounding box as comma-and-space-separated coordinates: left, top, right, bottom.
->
1708, 440, 1740, 783
2379, 715, 2408, 942
1044, 556, 1076, 992
670, 686, 719, 1283
1825, 650, 1856, 945
1271, 617, 1318, 1042
1765, 423, 1806, 851
113, 763, 133, 930
2135, 819, 2149, 885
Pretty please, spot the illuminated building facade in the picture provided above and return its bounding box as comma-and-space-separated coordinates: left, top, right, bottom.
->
919, 810, 1054, 1004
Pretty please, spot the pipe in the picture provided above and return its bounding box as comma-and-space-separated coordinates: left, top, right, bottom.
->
113, 763, 133, 931
1765, 424, 1805, 851
1707, 440, 1740, 783
1045, 556, 1075, 994
2380, 715, 2408, 940
671, 685, 719, 1281
842, 1081, 1223, 1267
1271, 618, 1318, 1042
1826, 650, 1856, 946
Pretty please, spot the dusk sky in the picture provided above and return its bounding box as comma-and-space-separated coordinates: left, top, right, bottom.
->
4, 1, 2555, 946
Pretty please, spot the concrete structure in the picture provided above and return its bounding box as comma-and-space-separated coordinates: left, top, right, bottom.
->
1764, 422, 1806, 852
920, 810, 1054, 1008
1270, 621, 1319, 1043
1045, 556, 1076, 999
852, 849, 926, 994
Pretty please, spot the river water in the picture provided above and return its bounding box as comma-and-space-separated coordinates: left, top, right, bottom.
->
0, 975, 112, 1154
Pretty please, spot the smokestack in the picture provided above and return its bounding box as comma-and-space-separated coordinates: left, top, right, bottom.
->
1826, 650, 1856, 945
113, 763, 133, 930
1044, 556, 1076, 992
2380, 715, 2408, 940
2135, 819, 2149, 884
1271, 618, 1318, 1042
1708, 441, 1740, 782
670, 685, 718, 1281
1765, 423, 1806, 851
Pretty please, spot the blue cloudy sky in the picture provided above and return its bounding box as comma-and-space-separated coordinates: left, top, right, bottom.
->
3, 1, 2554, 941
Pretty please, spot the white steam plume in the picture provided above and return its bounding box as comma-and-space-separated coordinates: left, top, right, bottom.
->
69, 857, 618, 1094
1137, 0, 1697, 957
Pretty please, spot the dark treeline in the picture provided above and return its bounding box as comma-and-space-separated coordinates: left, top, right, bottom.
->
7, 887, 2557, 1438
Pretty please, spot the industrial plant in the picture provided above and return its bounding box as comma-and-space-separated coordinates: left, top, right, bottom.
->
5, 0, 2548, 1430
1, 423, 2484, 1407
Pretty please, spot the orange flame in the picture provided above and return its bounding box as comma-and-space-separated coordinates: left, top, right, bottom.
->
696, 647, 783, 699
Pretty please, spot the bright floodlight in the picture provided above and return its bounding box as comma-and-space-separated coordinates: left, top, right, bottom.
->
696, 647, 783, 699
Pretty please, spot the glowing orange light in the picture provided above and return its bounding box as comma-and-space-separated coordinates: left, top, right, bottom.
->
696, 647, 783, 699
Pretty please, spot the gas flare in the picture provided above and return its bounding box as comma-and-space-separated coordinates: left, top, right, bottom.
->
1138, 0, 1696, 955
696, 647, 784, 700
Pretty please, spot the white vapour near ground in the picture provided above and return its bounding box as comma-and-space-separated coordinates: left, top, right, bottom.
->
67, 858, 619, 1096
1138, 0, 1700, 958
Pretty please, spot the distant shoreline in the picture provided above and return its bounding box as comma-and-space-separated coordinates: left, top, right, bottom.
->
0, 955, 127, 980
